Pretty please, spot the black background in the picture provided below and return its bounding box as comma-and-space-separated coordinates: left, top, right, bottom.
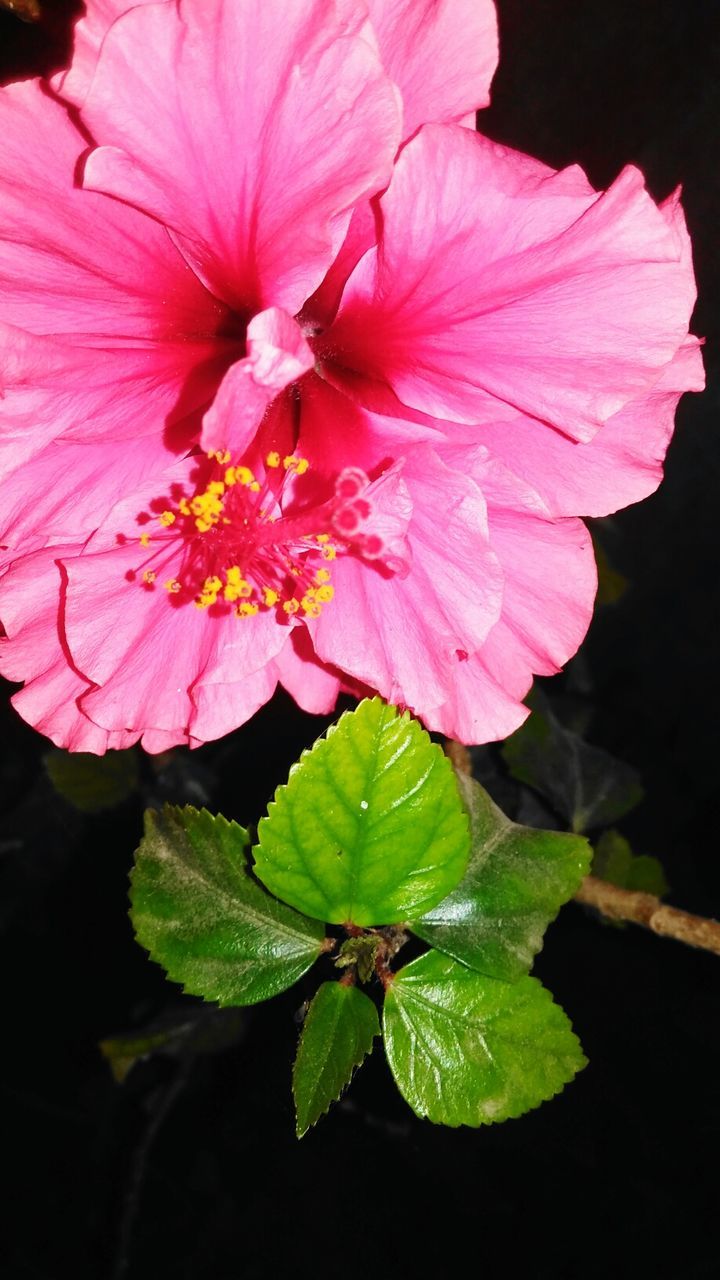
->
1, 3, 718, 1277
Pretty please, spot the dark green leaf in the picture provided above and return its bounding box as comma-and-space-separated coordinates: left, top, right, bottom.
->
131, 806, 325, 1006
254, 698, 470, 926
593, 829, 669, 896
45, 748, 139, 812
502, 693, 643, 832
100, 1006, 246, 1083
293, 981, 380, 1137
384, 950, 585, 1127
411, 773, 591, 981
591, 532, 629, 605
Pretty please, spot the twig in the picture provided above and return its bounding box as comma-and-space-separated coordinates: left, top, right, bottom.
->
444, 740, 472, 775
575, 875, 720, 956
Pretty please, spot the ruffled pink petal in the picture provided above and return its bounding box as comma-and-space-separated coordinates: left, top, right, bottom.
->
273, 628, 341, 716
471, 338, 705, 518
0, 79, 226, 345
310, 447, 503, 713
327, 125, 698, 441
51, 0, 159, 109
366, 0, 498, 138
0, 324, 223, 484
0, 425, 192, 565
202, 309, 314, 457
306, 0, 498, 325
189, 666, 280, 746
0, 546, 140, 751
63, 538, 286, 740
81, 0, 401, 315
424, 451, 597, 743
54, 458, 290, 741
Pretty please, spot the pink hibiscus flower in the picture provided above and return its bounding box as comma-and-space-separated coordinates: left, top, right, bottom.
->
0, 0, 703, 752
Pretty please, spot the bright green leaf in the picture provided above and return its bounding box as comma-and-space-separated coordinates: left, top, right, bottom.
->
293, 981, 380, 1137
411, 773, 591, 981
593, 829, 669, 897
384, 950, 586, 1127
254, 698, 470, 926
45, 748, 139, 812
131, 806, 325, 1006
502, 692, 643, 833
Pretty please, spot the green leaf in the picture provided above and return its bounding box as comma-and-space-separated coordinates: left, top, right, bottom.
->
293, 981, 380, 1137
593, 829, 669, 896
100, 1006, 246, 1083
502, 693, 643, 833
45, 748, 139, 812
131, 806, 325, 1006
254, 698, 470, 926
384, 950, 586, 1127
411, 773, 591, 981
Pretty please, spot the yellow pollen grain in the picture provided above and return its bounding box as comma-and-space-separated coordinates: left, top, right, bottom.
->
207, 481, 225, 496
266, 451, 281, 468
143, 570, 156, 584
179, 499, 190, 516
283, 599, 300, 615
235, 466, 254, 487
316, 533, 330, 543
164, 579, 181, 593
321, 545, 337, 561
236, 601, 259, 617
208, 449, 231, 464
159, 510, 175, 527
314, 568, 331, 584
315, 585, 334, 603
224, 467, 237, 486
262, 586, 279, 607
139, 533, 151, 548
294, 458, 309, 475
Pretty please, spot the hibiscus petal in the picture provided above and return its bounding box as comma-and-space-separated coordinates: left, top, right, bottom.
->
63, 540, 286, 740
189, 666, 280, 746
0, 79, 225, 345
81, 0, 402, 315
273, 628, 341, 716
426, 453, 597, 743
51, 0, 158, 109
310, 447, 503, 713
328, 125, 698, 441
0, 325, 223, 483
0, 546, 140, 751
471, 339, 705, 518
306, 0, 498, 324
366, 0, 498, 138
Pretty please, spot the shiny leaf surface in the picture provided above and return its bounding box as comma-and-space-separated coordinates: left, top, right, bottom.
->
293, 981, 380, 1137
412, 773, 591, 980
131, 806, 325, 1006
384, 950, 586, 1127
254, 698, 470, 925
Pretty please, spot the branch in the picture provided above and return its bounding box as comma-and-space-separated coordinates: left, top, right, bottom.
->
574, 876, 720, 957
